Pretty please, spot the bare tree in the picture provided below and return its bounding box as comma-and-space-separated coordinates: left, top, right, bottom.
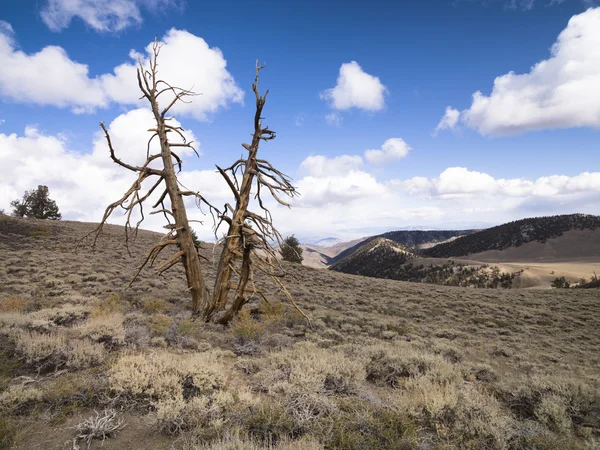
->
87, 41, 217, 315
205, 62, 308, 325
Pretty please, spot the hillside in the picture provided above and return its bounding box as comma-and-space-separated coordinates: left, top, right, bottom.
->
0, 216, 599, 449
300, 237, 367, 269
424, 214, 600, 258
329, 237, 414, 277
329, 229, 475, 266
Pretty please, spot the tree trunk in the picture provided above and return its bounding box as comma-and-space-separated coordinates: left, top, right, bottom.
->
154, 106, 207, 315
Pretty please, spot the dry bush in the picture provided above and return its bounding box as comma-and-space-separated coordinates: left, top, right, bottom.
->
364, 343, 459, 388
142, 298, 170, 314
257, 341, 364, 395
0, 312, 31, 334
15, 330, 105, 370
0, 384, 43, 414
91, 294, 122, 316
154, 388, 255, 435
76, 313, 125, 347
72, 408, 125, 450
66, 340, 106, 370
28, 304, 90, 328
109, 349, 229, 401
497, 376, 600, 436
453, 385, 515, 449
0, 298, 29, 313
175, 432, 322, 450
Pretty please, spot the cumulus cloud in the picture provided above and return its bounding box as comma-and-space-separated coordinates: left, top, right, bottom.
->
364, 138, 411, 165
295, 171, 387, 207
0, 26, 242, 119
0, 28, 107, 111
321, 61, 387, 111
40, 0, 181, 32
434, 107, 460, 134
300, 154, 363, 177
101, 29, 244, 120
0, 110, 230, 240
443, 7, 600, 135
401, 167, 600, 198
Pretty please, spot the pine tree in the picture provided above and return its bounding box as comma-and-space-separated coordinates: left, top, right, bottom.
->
280, 235, 303, 263
11, 185, 61, 220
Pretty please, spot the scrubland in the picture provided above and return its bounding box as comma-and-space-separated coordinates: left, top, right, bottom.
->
0, 216, 599, 449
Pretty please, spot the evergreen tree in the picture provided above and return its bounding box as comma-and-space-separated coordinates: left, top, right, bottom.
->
10, 185, 61, 220
280, 235, 303, 263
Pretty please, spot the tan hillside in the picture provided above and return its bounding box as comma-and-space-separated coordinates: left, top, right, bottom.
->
0, 216, 599, 449
462, 229, 600, 261
300, 238, 368, 269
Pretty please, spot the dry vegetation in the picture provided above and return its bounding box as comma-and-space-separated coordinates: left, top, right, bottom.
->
1, 215, 599, 449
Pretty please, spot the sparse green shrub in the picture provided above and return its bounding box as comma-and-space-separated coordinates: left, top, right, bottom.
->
142, 298, 169, 314
551, 277, 570, 289
231, 309, 266, 344
150, 313, 173, 337
243, 399, 297, 444
91, 294, 122, 316
324, 400, 418, 450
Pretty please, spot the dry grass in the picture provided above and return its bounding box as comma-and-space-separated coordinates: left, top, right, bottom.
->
1, 216, 599, 449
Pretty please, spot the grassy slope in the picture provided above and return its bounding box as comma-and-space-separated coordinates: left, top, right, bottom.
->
0, 216, 599, 449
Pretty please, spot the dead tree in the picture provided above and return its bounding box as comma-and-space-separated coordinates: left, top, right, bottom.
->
87, 41, 217, 315
204, 62, 308, 325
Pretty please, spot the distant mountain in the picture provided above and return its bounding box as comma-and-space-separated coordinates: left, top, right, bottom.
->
423, 214, 600, 258
329, 237, 415, 278
303, 237, 342, 248
329, 229, 477, 265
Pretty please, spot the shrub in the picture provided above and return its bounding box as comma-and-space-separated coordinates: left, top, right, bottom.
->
231, 309, 266, 344
324, 401, 418, 450
243, 399, 297, 444
280, 235, 303, 264
15, 330, 105, 371
109, 350, 228, 402
365, 347, 456, 388
0, 298, 29, 313
77, 313, 125, 348
0, 385, 43, 414
142, 298, 169, 314
150, 313, 173, 337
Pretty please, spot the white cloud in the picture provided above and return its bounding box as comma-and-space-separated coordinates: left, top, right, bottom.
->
321, 61, 387, 111
295, 171, 387, 207
364, 138, 411, 165
101, 29, 244, 120
300, 154, 363, 177
0, 111, 230, 240
434, 106, 460, 134
401, 167, 600, 198
40, 0, 181, 33
0, 29, 107, 111
447, 7, 600, 135
325, 112, 342, 126
0, 26, 243, 119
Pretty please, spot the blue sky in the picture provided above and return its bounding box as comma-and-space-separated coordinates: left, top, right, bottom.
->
0, 0, 599, 240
